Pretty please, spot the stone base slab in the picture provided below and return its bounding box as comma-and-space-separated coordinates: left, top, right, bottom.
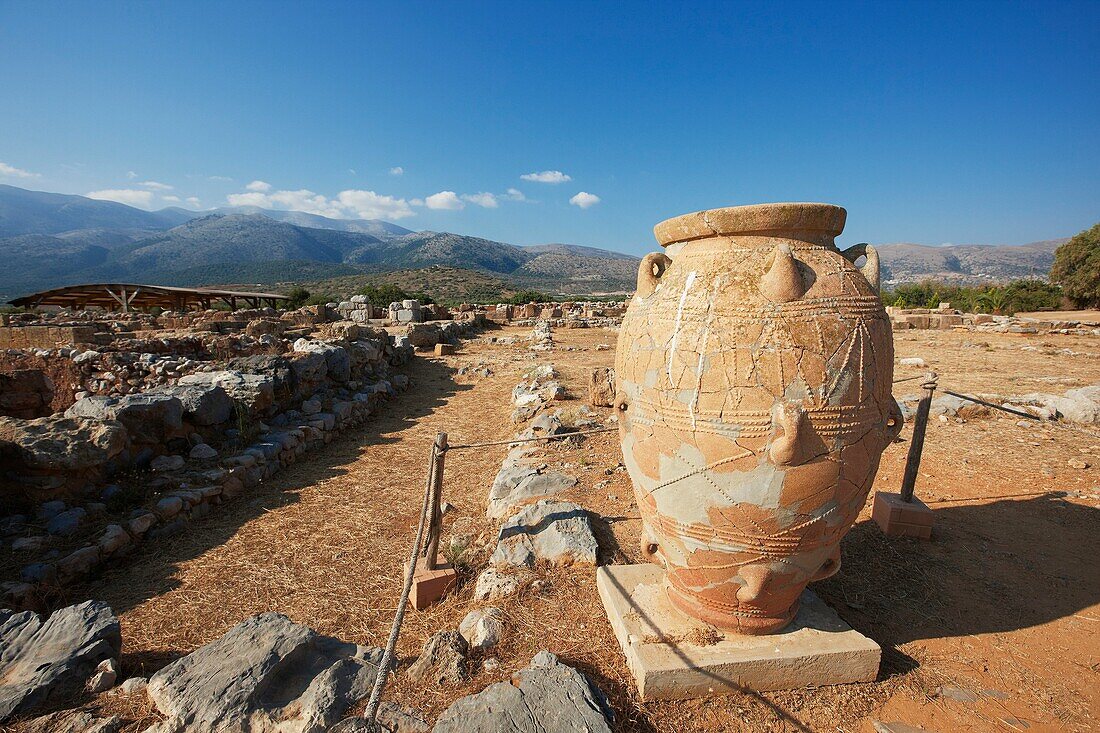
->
596, 564, 880, 699
872, 491, 934, 539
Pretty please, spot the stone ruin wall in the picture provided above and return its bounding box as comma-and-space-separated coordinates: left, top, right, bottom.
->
888, 304, 1100, 335
0, 301, 503, 610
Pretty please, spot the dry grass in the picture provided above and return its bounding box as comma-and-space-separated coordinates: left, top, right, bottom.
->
11, 325, 1099, 732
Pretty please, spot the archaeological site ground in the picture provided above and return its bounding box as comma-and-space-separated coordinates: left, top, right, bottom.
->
0, 278, 1097, 732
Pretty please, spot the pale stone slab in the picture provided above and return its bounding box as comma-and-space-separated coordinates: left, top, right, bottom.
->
596, 564, 880, 700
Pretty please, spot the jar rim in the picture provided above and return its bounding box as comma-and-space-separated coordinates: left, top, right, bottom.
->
654, 203, 846, 247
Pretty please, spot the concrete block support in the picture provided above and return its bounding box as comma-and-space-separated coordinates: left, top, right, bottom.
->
597, 564, 880, 700
872, 491, 934, 539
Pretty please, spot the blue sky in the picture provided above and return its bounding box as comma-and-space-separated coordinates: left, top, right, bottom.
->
1, 1, 1097, 255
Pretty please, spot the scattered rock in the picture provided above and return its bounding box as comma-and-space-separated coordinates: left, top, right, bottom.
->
492, 500, 598, 567
1068, 457, 1091, 470
433, 651, 613, 733
0, 600, 122, 722
473, 567, 526, 601
377, 701, 430, 733
118, 676, 148, 695
487, 469, 577, 521
145, 612, 382, 733
189, 443, 218, 460
588, 367, 616, 407
406, 630, 468, 686
150, 454, 185, 472
47, 508, 87, 536
21, 709, 123, 733
458, 608, 504, 651
898, 357, 927, 367
0, 416, 128, 472
872, 722, 934, 733
86, 658, 119, 693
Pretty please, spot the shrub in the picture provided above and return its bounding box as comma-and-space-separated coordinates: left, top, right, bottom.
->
1050, 223, 1100, 307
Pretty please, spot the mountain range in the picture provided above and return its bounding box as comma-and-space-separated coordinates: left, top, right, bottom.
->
0, 184, 1068, 302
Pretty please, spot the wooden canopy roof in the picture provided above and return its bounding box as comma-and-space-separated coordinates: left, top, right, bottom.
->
8, 283, 289, 312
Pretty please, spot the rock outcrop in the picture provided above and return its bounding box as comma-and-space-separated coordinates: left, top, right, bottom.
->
145, 612, 383, 733
432, 651, 612, 733
0, 600, 121, 722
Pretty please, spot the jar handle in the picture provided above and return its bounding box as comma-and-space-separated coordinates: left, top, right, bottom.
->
840, 243, 880, 293
636, 252, 672, 297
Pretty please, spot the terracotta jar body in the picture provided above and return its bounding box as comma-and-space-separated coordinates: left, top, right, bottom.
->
616, 203, 902, 634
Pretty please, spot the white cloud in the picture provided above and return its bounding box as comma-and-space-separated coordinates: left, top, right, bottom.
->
462, 192, 499, 208
521, 170, 571, 183
87, 189, 155, 208
336, 190, 415, 220
348, 168, 357, 175
425, 191, 465, 210
390, 166, 404, 176
126, 170, 139, 180
409, 198, 424, 206
0, 161, 39, 179
208, 175, 233, 182
246, 180, 272, 192
141, 180, 173, 191
162, 195, 181, 203
186, 197, 201, 207
227, 186, 415, 220
504, 188, 527, 202
569, 191, 601, 209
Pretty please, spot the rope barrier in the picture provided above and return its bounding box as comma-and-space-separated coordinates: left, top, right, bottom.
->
446, 425, 618, 451
364, 434, 443, 721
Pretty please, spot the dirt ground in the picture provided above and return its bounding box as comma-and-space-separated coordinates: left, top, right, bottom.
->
33, 323, 1100, 732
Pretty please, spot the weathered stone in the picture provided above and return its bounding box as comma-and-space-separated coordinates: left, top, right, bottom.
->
492, 500, 598, 567
487, 470, 577, 521
155, 496, 184, 519
145, 612, 383, 733
0, 600, 122, 721
97, 524, 131, 555
66, 393, 183, 444
57, 546, 101, 580
0, 416, 128, 472
22, 709, 123, 733
406, 630, 468, 686
433, 651, 612, 733
473, 567, 526, 601
588, 367, 616, 407
150, 454, 185, 472
47, 507, 87, 536
294, 339, 351, 382
151, 384, 233, 426
189, 443, 218, 460
178, 370, 275, 414
458, 608, 504, 651
86, 657, 119, 693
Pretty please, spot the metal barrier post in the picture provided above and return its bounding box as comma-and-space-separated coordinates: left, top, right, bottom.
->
899, 371, 937, 503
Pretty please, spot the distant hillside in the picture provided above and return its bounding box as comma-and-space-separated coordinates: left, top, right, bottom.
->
877, 239, 1065, 284
0, 184, 1070, 302
212, 205, 413, 238
0, 184, 191, 236
0, 185, 639, 301
296, 265, 519, 304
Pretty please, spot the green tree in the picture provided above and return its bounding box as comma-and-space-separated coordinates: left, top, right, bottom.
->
285, 287, 311, 308
1050, 223, 1100, 307
356, 283, 409, 306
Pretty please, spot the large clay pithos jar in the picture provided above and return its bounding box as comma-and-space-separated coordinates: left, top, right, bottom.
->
616, 203, 903, 634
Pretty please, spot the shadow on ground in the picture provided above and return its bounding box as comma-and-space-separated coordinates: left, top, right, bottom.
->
817, 492, 1100, 655
56, 357, 466, 649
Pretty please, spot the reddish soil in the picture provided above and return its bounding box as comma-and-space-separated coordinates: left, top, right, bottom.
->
24, 325, 1099, 732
